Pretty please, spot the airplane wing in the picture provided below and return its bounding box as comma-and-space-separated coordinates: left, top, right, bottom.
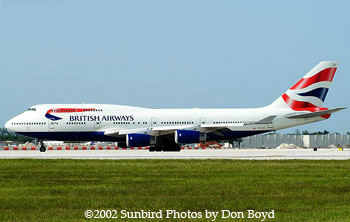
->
103, 114, 284, 138
285, 107, 346, 119
103, 114, 282, 138
104, 123, 245, 137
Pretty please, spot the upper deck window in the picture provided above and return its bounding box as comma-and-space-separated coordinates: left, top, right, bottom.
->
26, 108, 36, 111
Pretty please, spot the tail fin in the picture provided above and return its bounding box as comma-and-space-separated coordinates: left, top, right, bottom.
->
269, 61, 338, 111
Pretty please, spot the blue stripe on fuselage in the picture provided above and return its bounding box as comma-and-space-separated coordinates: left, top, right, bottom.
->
16, 130, 271, 142
17, 131, 123, 142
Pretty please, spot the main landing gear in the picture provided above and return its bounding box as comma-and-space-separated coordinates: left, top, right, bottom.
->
149, 145, 162, 152
149, 144, 181, 152
39, 140, 46, 152
149, 136, 181, 152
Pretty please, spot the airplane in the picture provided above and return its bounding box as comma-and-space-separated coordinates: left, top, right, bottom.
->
5, 61, 346, 152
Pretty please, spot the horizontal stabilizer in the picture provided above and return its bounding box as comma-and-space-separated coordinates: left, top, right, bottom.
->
286, 107, 346, 119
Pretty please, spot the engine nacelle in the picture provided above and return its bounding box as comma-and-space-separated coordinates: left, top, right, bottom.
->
175, 130, 206, 144
126, 134, 156, 147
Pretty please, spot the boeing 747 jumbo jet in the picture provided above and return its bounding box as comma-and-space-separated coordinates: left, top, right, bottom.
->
5, 61, 346, 152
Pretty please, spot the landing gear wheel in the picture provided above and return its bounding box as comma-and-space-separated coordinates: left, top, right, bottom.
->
39, 140, 46, 152
148, 145, 164, 152
149, 144, 181, 152
149, 145, 164, 152
39, 146, 46, 152
165, 146, 181, 152
155, 146, 163, 152
162, 143, 181, 152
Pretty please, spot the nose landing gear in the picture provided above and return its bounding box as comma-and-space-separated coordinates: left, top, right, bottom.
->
39, 140, 46, 152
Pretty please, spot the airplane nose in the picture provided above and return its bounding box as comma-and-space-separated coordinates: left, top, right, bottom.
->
5, 120, 12, 131
5, 120, 10, 129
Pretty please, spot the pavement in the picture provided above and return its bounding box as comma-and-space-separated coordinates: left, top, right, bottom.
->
0, 149, 349, 160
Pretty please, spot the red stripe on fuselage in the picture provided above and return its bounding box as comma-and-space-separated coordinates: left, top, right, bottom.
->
290, 67, 337, 90
46, 108, 96, 114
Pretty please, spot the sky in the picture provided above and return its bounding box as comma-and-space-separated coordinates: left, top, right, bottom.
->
0, 0, 349, 133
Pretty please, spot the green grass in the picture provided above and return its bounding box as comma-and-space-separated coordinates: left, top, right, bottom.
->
0, 159, 350, 221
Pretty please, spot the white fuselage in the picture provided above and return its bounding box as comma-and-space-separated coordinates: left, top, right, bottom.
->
5, 104, 325, 143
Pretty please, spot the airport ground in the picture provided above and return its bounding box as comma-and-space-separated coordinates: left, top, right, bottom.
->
0, 159, 349, 221
1, 149, 350, 160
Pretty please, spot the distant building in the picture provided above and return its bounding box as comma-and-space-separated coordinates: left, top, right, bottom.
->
240, 133, 350, 148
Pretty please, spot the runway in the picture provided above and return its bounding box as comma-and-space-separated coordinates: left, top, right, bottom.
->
0, 149, 349, 160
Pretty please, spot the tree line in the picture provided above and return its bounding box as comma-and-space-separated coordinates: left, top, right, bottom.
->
294, 129, 350, 135
0, 128, 34, 143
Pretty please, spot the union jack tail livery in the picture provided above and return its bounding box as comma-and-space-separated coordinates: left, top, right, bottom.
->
270, 61, 338, 111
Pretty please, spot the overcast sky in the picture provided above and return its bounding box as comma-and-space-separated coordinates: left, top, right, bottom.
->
0, 0, 349, 133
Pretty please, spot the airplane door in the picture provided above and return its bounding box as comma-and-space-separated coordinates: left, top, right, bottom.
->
199, 117, 206, 124
48, 120, 55, 132
151, 117, 157, 128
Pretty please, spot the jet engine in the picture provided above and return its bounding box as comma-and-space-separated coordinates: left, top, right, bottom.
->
175, 130, 206, 144
126, 134, 156, 147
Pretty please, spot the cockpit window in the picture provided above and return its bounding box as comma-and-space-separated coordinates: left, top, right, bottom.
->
27, 108, 36, 111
